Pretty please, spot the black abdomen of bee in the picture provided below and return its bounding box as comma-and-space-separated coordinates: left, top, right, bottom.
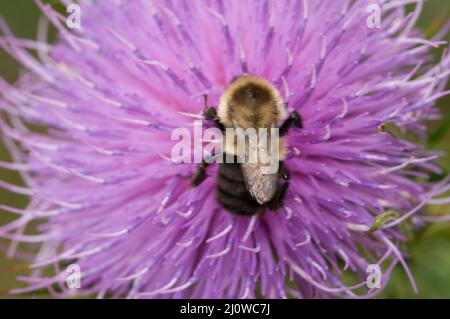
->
216, 161, 261, 216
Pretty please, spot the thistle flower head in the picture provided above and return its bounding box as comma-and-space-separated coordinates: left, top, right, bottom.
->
0, 0, 450, 298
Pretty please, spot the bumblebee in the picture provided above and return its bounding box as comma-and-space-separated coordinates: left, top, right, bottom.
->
191, 75, 302, 216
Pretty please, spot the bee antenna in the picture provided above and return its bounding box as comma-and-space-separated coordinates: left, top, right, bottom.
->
203, 94, 208, 108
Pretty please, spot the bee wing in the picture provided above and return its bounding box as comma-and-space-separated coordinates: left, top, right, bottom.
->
240, 131, 278, 204
241, 162, 277, 204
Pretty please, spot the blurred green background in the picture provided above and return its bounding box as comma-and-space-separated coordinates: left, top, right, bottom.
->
0, 0, 449, 298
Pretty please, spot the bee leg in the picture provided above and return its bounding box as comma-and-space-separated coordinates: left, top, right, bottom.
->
190, 154, 218, 187
279, 111, 303, 136
202, 96, 225, 131
267, 162, 290, 210
190, 161, 209, 187
203, 106, 218, 121
203, 107, 225, 131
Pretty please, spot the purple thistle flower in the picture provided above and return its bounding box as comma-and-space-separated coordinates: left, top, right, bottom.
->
1, 0, 450, 298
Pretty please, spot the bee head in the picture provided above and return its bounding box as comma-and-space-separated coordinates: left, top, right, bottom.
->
218, 75, 286, 129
